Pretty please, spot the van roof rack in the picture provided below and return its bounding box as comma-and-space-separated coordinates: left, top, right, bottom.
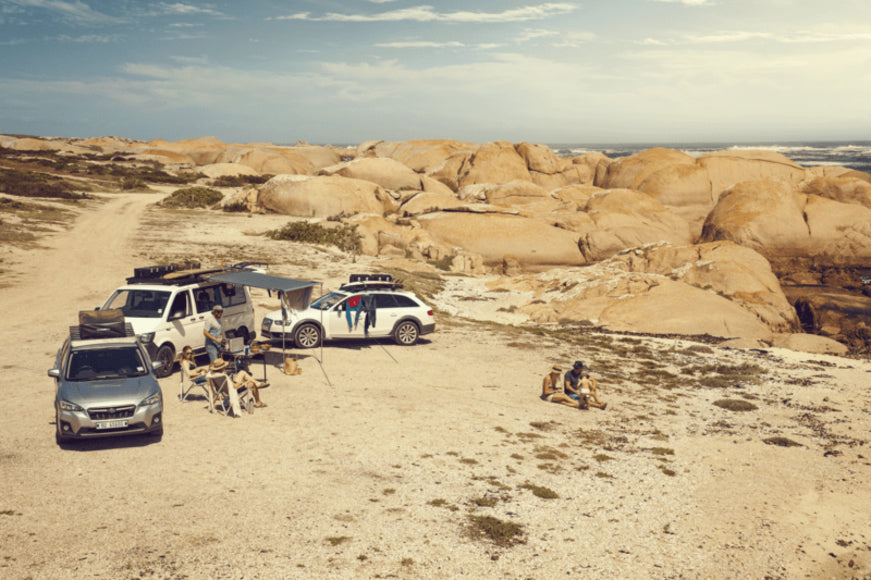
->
125, 261, 269, 285
339, 273, 403, 291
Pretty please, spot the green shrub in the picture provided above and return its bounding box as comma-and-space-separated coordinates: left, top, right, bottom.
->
713, 399, 758, 412
763, 436, 802, 447
518, 483, 559, 499
209, 174, 272, 187
0, 168, 86, 199
159, 187, 224, 208
268, 221, 361, 253
120, 176, 147, 190
467, 515, 525, 547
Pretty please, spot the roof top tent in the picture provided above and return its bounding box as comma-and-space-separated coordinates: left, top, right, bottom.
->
209, 270, 323, 365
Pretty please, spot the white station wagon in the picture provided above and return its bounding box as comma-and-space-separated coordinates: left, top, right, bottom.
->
261, 274, 435, 348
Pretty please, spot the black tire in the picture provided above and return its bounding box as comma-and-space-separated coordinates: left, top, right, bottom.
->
154, 344, 175, 378
394, 320, 420, 346
149, 424, 164, 439
293, 323, 322, 349
237, 327, 251, 345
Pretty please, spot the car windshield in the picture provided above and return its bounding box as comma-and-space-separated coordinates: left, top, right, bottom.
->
104, 289, 171, 319
67, 346, 149, 381
309, 291, 347, 311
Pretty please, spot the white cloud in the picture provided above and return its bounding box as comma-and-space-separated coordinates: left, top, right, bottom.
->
516, 28, 559, 43
273, 3, 577, 23
375, 40, 464, 48
158, 3, 226, 18
5, 0, 123, 24
649, 0, 713, 5
57, 33, 118, 43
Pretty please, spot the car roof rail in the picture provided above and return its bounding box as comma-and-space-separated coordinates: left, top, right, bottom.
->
70, 322, 135, 342
125, 260, 270, 285
340, 273, 403, 291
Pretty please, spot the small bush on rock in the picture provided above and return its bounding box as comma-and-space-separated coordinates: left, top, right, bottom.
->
269, 221, 361, 253
159, 187, 224, 208
713, 399, 758, 412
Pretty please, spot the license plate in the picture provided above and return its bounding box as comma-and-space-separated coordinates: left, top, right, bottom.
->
96, 419, 128, 430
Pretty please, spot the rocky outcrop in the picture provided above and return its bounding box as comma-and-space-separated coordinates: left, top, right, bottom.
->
199, 163, 261, 178
800, 175, 871, 209
701, 178, 871, 259
698, 149, 807, 200
458, 141, 531, 187
258, 175, 396, 218
574, 189, 693, 262
489, 241, 796, 339
319, 157, 424, 191
416, 211, 586, 268
358, 139, 478, 174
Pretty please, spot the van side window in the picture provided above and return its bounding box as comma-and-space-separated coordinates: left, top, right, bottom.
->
220, 284, 247, 307
168, 291, 191, 320
194, 287, 216, 314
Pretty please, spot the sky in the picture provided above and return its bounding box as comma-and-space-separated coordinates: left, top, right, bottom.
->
1, 0, 870, 145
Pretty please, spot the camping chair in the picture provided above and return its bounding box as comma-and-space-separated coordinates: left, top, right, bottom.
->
180, 362, 212, 405
206, 372, 254, 417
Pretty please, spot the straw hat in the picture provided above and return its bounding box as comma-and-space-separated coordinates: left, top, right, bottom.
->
551, 365, 563, 373
209, 359, 228, 371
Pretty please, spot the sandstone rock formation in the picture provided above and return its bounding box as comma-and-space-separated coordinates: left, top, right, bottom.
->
258, 175, 396, 218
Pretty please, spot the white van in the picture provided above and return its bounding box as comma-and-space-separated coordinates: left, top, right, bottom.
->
100, 264, 258, 377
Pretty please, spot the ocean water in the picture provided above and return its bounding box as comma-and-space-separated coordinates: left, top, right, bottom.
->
549, 141, 871, 174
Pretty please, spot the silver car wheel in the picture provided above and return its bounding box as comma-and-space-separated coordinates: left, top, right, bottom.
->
294, 324, 321, 349
394, 321, 419, 346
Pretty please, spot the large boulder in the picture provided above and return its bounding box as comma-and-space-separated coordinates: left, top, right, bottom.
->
770, 333, 849, 356
458, 141, 531, 187
698, 149, 807, 199
699, 178, 810, 254
360, 139, 478, 173
517, 270, 774, 339
199, 163, 261, 179
575, 189, 693, 262
231, 149, 311, 175
803, 194, 871, 258
319, 157, 423, 191
484, 180, 560, 213
399, 191, 465, 216
258, 175, 396, 218
609, 241, 799, 332
800, 175, 871, 209
599, 148, 713, 233
701, 179, 871, 259
515, 142, 571, 174
136, 148, 195, 165
416, 211, 586, 268
147, 136, 227, 165
428, 151, 473, 191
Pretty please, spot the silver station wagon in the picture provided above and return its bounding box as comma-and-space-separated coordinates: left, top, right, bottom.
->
49, 322, 164, 444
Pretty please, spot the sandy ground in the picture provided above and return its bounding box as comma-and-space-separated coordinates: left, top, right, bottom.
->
1, 190, 871, 579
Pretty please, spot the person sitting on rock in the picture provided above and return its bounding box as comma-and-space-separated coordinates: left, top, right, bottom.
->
541, 365, 582, 409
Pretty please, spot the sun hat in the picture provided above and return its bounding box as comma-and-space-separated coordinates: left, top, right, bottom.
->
573, 360, 584, 370
551, 365, 563, 372
209, 359, 228, 371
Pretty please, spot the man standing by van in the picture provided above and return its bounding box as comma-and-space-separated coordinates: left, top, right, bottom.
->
203, 305, 225, 362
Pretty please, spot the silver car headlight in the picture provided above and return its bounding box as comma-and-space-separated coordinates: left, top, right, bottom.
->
58, 399, 84, 412
140, 392, 161, 407
138, 332, 155, 344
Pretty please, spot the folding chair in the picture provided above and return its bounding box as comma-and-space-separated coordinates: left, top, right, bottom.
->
179, 362, 212, 405
206, 372, 254, 416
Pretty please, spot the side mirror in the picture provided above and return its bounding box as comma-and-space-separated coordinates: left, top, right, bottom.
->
152, 360, 163, 371
48, 369, 60, 378
168, 310, 186, 321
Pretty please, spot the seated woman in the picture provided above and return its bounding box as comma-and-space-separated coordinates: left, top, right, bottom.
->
541, 365, 582, 409
179, 345, 208, 383
580, 372, 607, 410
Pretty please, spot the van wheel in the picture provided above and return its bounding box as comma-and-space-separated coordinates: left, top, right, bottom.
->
294, 323, 322, 349
394, 321, 420, 346
238, 327, 251, 345
154, 344, 175, 378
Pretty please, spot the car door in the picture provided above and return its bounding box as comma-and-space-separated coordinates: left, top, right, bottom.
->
328, 295, 362, 339
165, 289, 200, 351
367, 293, 402, 337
